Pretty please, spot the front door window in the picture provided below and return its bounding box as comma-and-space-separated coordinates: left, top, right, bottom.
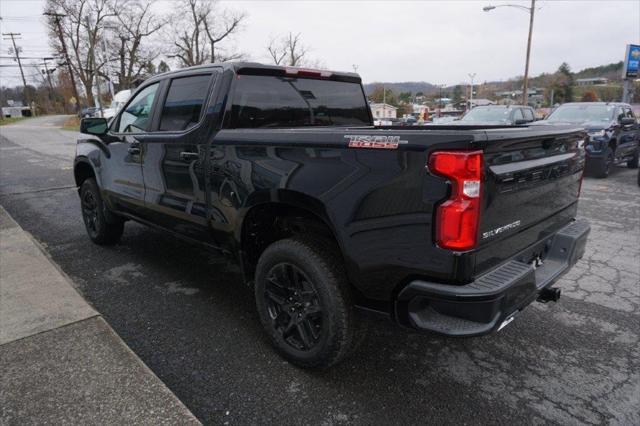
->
117, 83, 159, 133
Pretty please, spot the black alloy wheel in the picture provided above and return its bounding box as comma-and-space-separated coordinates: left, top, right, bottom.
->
81, 189, 100, 238
254, 237, 364, 369
79, 178, 124, 245
263, 262, 324, 351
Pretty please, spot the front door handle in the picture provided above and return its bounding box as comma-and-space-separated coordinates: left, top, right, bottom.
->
127, 145, 140, 155
180, 151, 199, 162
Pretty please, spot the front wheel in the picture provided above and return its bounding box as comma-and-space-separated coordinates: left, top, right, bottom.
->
80, 178, 124, 245
627, 149, 639, 169
254, 237, 363, 369
594, 148, 614, 178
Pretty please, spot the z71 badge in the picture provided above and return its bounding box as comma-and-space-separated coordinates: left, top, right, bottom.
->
345, 135, 407, 149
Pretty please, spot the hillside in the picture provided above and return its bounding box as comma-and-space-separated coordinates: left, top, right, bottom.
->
363, 81, 438, 95
364, 62, 624, 97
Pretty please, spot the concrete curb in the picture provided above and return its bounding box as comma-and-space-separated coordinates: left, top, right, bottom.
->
0, 205, 201, 424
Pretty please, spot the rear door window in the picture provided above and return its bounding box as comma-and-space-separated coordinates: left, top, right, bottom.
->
523, 108, 535, 122
226, 75, 370, 128
512, 108, 524, 122
159, 75, 212, 131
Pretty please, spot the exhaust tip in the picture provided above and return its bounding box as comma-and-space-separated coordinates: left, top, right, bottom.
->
537, 287, 561, 303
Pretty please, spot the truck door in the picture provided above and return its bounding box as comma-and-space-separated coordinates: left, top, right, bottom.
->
138, 72, 216, 243
102, 82, 160, 216
619, 107, 639, 157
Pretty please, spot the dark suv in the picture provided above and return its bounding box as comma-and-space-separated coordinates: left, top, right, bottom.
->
539, 102, 639, 178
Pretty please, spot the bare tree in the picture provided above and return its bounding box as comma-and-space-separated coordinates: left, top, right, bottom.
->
110, 0, 165, 89
169, 0, 245, 67
266, 32, 309, 67
45, 0, 117, 106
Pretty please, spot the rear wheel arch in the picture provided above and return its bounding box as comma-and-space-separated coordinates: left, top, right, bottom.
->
238, 196, 345, 283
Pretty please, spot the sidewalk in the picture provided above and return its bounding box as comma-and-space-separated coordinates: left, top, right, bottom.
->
0, 206, 200, 424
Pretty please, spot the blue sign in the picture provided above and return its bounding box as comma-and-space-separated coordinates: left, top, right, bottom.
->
623, 44, 640, 79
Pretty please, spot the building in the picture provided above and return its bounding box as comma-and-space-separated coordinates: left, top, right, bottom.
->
576, 77, 609, 86
468, 98, 496, 107
370, 103, 397, 119
495, 88, 545, 106
2, 104, 32, 118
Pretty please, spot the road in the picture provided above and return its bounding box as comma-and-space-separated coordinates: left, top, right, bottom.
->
1, 115, 638, 425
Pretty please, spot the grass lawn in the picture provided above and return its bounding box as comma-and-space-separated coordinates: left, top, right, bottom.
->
0, 116, 30, 126
62, 116, 81, 131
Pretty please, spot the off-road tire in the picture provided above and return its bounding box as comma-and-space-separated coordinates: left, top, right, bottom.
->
80, 178, 124, 245
627, 149, 639, 169
594, 147, 614, 178
254, 237, 364, 369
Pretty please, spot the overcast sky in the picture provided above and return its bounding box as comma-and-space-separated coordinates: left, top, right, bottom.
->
1, 0, 639, 87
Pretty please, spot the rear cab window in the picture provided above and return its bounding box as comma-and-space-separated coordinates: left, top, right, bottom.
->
225, 74, 371, 128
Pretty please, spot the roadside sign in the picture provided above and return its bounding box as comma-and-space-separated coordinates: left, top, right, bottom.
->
70, 97, 77, 105
622, 44, 640, 79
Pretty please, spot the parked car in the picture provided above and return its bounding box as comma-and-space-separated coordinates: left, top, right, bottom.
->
452, 105, 537, 125
535, 102, 639, 178
78, 106, 100, 118
431, 116, 458, 124
75, 63, 590, 368
102, 89, 132, 120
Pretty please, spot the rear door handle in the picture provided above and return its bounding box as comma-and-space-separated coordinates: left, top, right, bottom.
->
180, 151, 199, 161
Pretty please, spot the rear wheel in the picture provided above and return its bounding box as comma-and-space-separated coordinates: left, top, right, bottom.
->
80, 178, 124, 245
254, 237, 363, 369
627, 149, 639, 169
594, 148, 614, 178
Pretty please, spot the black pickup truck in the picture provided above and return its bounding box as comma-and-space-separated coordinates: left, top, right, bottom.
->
75, 62, 590, 368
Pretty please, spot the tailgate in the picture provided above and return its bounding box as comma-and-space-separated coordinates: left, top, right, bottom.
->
475, 127, 586, 273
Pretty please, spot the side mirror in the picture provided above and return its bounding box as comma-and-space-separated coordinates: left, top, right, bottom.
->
80, 117, 108, 136
514, 119, 528, 125
620, 117, 635, 126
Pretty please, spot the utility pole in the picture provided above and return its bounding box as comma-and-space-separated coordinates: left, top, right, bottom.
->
2, 32, 29, 105
522, 0, 536, 106
468, 73, 476, 110
43, 11, 81, 114
42, 57, 55, 92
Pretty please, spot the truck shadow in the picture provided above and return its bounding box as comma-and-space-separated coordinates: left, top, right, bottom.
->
73, 220, 631, 425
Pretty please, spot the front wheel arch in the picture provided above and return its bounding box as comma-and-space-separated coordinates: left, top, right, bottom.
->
74, 159, 96, 188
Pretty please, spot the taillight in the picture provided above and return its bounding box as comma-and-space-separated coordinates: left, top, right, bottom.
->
428, 150, 483, 251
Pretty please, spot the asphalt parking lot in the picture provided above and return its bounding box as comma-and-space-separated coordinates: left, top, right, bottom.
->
1, 116, 638, 425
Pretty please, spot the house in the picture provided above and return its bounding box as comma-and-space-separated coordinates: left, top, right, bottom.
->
370, 103, 397, 119
576, 77, 609, 86
495, 88, 545, 106
2, 102, 32, 118
468, 98, 496, 107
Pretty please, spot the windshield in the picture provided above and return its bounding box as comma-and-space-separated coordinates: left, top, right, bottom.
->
461, 107, 510, 122
546, 105, 614, 123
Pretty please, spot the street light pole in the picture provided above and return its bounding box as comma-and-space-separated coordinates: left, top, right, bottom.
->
483, 0, 536, 106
